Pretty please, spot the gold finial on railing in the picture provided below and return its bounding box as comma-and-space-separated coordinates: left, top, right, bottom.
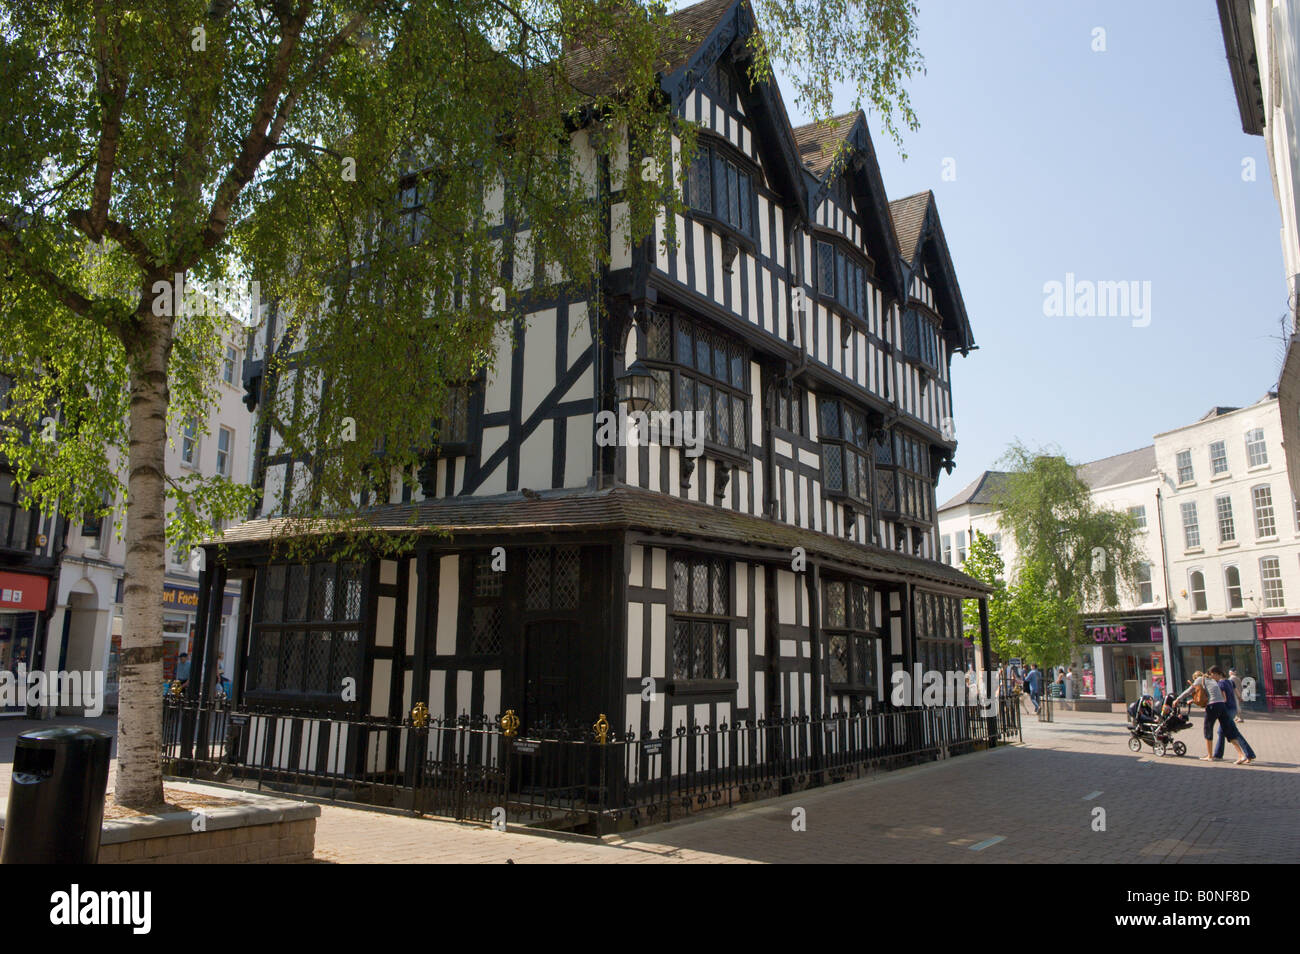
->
168, 680, 183, 698
410, 702, 429, 728
593, 713, 610, 745
500, 709, 519, 738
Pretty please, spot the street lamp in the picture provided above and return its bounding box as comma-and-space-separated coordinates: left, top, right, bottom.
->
616, 360, 656, 414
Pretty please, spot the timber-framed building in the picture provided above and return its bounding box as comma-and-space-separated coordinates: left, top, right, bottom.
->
190, 0, 992, 751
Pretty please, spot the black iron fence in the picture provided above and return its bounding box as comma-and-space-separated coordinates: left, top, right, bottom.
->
162, 697, 1020, 835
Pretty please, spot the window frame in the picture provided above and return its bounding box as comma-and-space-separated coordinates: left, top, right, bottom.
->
1180, 501, 1201, 549
1223, 564, 1244, 611
669, 553, 734, 686
1260, 556, 1285, 608
221, 344, 239, 386
1175, 449, 1195, 484
818, 396, 874, 513
215, 426, 233, 478
686, 138, 756, 242
1208, 440, 1229, 476
1127, 505, 1147, 531
1215, 493, 1235, 544
1136, 562, 1153, 605
814, 234, 872, 322
1245, 428, 1268, 468
821, 577, 877, 695
1252, 484, 1277, 538
1188, 568, 1208, 614
181, 417, 200, 469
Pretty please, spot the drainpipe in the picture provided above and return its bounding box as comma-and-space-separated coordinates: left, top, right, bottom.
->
1154, 474, 1177, 693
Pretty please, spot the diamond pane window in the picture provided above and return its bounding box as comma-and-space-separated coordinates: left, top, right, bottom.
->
285, 565, 309, 621
526, 548, 550, 611
671, 554, 731, 680
554, 547, 580, 609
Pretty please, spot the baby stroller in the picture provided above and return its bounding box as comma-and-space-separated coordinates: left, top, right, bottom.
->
1126, 694, 1193, 757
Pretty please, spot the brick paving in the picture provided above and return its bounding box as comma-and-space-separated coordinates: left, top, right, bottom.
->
3, 709, 1297, 863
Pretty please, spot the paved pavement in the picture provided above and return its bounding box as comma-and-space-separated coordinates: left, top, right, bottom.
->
3, 709, 1297, 863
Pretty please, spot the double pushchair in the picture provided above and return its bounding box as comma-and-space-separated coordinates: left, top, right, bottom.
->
1126, 694, 1193, 757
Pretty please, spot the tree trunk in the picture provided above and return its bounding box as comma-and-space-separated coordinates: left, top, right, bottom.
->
114, 305, 172, 809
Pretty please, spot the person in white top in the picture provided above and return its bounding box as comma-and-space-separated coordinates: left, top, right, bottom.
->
1174, 666, 1251, 764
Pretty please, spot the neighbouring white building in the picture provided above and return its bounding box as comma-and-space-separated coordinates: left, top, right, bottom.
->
938, 447, 1169, 706
1219, 0, 1300, 498
939, 391, 1300, 711
45, 328, 255, 713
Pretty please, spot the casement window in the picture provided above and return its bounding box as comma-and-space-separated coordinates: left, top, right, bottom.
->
0, 473, 36, 552
670, 554, 731, 681
774, 381, 805, 437
886, 430, 932, 524
1127, 505, 1147, 531
901, 309, 939, 368
1260, 556, 1285, 608
822, 578, 876, 691
818, 397, 872, 510
687, 143, 753, 237
1176, 450, 1194, 484
222, 345, 238, 386
1209, 440, 1228, 476
1136, 563, 1153, 605
941, 535, 952, 565
181, 417, 199, 467
435, 381, 478, 453
216, 426, 233, 478
815, 239, 868, 319
1252, 484, 1276, 537
524, 545, 580, 612
913, 590, 967, 673
1188, 569, 1208, 613
1224, 565, 1244, 610
643, 308, 748, 455
467, 552, 504, 656
1216, 494, 1235, 543
1245, 428, 1268, 467
1180, 501, 1200, 548
247, 562, 365, 701
394, 172, 434, 245
706, 63, 734, 107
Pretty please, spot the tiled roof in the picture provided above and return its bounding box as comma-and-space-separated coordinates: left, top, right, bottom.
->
938, 471, 1011, 512
216, 486, 991, 594
888, 191, 931, 264
563, 0, 735, 96
791, 113, 860, 177
1076, 445, 1156, 490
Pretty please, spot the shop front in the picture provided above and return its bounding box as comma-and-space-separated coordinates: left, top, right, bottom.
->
1256, 617, 1300, 710
1083, 612, 1169, 704
160, 581, 238, 684
0, 570, 52, 715
1170, 618, 1264, 712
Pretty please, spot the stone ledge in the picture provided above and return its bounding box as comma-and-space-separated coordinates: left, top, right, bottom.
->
0, 782, 320, 863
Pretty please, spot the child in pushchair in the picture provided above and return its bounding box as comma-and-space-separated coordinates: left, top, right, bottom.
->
1126, 694, 1193, 756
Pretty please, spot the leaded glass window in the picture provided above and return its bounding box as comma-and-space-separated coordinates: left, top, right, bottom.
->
670, 554, 731, 680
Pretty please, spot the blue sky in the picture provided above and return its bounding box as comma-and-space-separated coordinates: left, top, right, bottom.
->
776, 1, 1290, 503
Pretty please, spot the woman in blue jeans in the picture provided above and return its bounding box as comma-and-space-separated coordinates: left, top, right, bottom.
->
1213, 672, 1256, 761
1174, 666, 1251, 764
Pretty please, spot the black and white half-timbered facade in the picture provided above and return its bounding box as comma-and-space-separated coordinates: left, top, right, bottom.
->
196, 0, 993, 768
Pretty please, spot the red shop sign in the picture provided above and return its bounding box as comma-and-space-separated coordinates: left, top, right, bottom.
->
0, 571, 49, 612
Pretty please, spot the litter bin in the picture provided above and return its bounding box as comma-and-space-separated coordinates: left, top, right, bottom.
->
1, 727, 111, 864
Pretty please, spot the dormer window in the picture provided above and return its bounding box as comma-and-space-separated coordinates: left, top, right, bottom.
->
687, 143, 754, 238
815, 239, 868, 320
901, 309, 939, 368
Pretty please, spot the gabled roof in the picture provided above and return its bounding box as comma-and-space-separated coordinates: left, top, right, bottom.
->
888, 190, 974, 352
792, 112, 906, 300
938, 471, 1010, 512
216, 485, 991, 595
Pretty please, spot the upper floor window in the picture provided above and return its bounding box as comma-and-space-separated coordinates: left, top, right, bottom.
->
1209, 440, 1228, 476
887, 431, 932, 524
1175, 449, 1194, 484
901, 309, 939, 368
1188, 569, 1208, 613
1245, 428, 1268, 468
822, 578, 876, 691
670, 554, 731, 681
1224, 565, 1244, 610
1136, 563, 1153, 604
181, 418, 199, 467
819, 397, 872, 510
435, 380, 478, 452
941, 534, 952, 565
774, 382, 805, 437
1127, 505, 1147, 531
0, 473, 36, 552
955, 529, 967, 564
1252, 484, 1276, 538
706, 63, 734, 107
216, 427, 233, 478
394, 171, 434, 245
687, 143, 753, 237
991, 532, 1002, 555
644, 309, 748, 455
222, 345, 238, 386
1260, 556, 1285, 608
1180, 501, 1200, 549
1216, 493, 1235, 543
815, 239, 867, 319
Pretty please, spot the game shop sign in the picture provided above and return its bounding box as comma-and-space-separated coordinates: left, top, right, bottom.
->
1087, 621, 1163, 644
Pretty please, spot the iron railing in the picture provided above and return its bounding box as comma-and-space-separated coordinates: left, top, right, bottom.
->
162, 697, 1020, 835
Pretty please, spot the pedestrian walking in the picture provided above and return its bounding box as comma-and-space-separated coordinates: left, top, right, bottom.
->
1025, 664, 1042, 713
1213, 671, 1256, 761
1229, 668, 1245, 722
1174, 665, 1251, 764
